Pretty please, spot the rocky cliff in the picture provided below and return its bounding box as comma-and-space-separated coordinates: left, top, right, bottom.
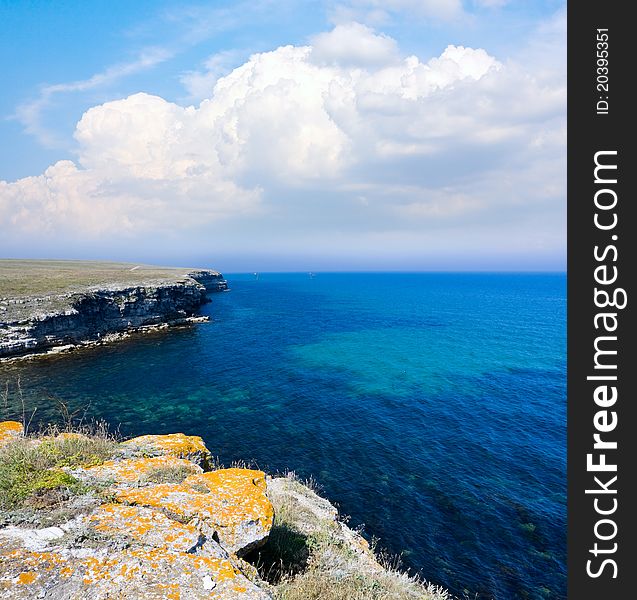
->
0, 422, 449, 600
189, 270, 229, 292
0, 271, 222, 359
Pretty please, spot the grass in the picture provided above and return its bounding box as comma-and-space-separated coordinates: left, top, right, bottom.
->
141, 464, 199, 484
0, 422, 119, 513
0, 259, 215, 324
246, 475, 452, 600
275, 572, 450, 600
0, 259, 197, 299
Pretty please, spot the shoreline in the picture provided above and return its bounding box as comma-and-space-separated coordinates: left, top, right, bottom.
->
0, 315, 211, 364
0, 260, 227, 360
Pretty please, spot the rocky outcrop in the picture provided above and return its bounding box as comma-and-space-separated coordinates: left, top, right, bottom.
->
0, 270, 225, 359
0, 421, 22, 447
0, 425, 273, 600
80, 455, 203, 485
189, 270, 229, 292
121, 433, 214, 470
0, 547, 268, 600
0, 422, 448, 600
117, 469, 273, 557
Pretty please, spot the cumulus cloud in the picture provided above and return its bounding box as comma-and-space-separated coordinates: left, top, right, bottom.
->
179, 50, 245, 102
310, 22, 400, 67
1, 19, 565, 267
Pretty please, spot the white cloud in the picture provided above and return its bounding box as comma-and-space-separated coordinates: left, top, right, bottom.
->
0, 156, 261, 239
1, 18, 565, 267
180, 50, 245, 101
14, 47, 174, 149
310, 22, 400, 67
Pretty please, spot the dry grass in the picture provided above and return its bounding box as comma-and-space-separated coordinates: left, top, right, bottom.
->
248, 474, 453, 600
276, 571, 452, 600
141, 464, 198, 484
0, 259, 195, 299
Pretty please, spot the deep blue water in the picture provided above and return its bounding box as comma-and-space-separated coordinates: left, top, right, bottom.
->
0, 273, 566, 599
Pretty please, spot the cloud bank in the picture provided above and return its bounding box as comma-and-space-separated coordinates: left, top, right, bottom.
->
1, 18, 566, 269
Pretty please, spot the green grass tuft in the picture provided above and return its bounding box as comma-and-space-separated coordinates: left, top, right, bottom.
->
0, 424, 119, 512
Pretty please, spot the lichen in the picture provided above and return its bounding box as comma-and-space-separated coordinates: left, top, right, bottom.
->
122, 433, 213, 469
16, 571, 37, 585
88, 504, 202, 553
84, 455, 201, 485
116, 468, 274, 555
0, 421, 22, 447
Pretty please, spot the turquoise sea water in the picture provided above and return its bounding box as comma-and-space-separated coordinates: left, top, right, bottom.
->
0, 273, 566, 599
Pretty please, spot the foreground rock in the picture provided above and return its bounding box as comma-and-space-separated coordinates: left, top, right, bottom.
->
0, 421, 22, 447
0, 423, 450, 600
121, 433, 214, 470
1, 548, 267, 599
117, 469, 274, 556
0, 426, 273, 599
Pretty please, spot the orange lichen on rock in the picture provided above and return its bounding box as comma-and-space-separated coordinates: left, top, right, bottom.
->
88, 504, 207, 554
15, 572, 37, 585
115, 482, 191, 509
83, 455, 202, 485
184, 469, 274, 547
0, 428, 277, 599
1, 546, 272, 599
0, 421, 22, 446
116, 468, 274, 556
121, 433, 213, 469
0, 549, 68, 580
76, 549, 266, 598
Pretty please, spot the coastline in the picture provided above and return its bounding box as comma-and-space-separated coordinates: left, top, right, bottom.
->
0, 315, 210, 365
0, 260, 226, 360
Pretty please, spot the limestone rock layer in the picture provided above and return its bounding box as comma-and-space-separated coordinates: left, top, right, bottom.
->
0, 425, 274, 600
0, 269, 225, 358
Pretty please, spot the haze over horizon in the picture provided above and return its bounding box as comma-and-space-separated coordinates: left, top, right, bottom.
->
0, 1, 566, 272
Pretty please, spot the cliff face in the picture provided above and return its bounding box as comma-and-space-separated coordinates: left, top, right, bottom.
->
0, 274, 216, 359
189, 270, 229, 292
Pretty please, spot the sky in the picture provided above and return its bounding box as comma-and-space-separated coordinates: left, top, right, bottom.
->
0, 0, 566, 271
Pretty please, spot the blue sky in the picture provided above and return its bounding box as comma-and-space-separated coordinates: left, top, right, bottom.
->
0, 0, 566, 271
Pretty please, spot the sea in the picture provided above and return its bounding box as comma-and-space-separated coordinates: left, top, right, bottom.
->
0, 272, 566, 600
